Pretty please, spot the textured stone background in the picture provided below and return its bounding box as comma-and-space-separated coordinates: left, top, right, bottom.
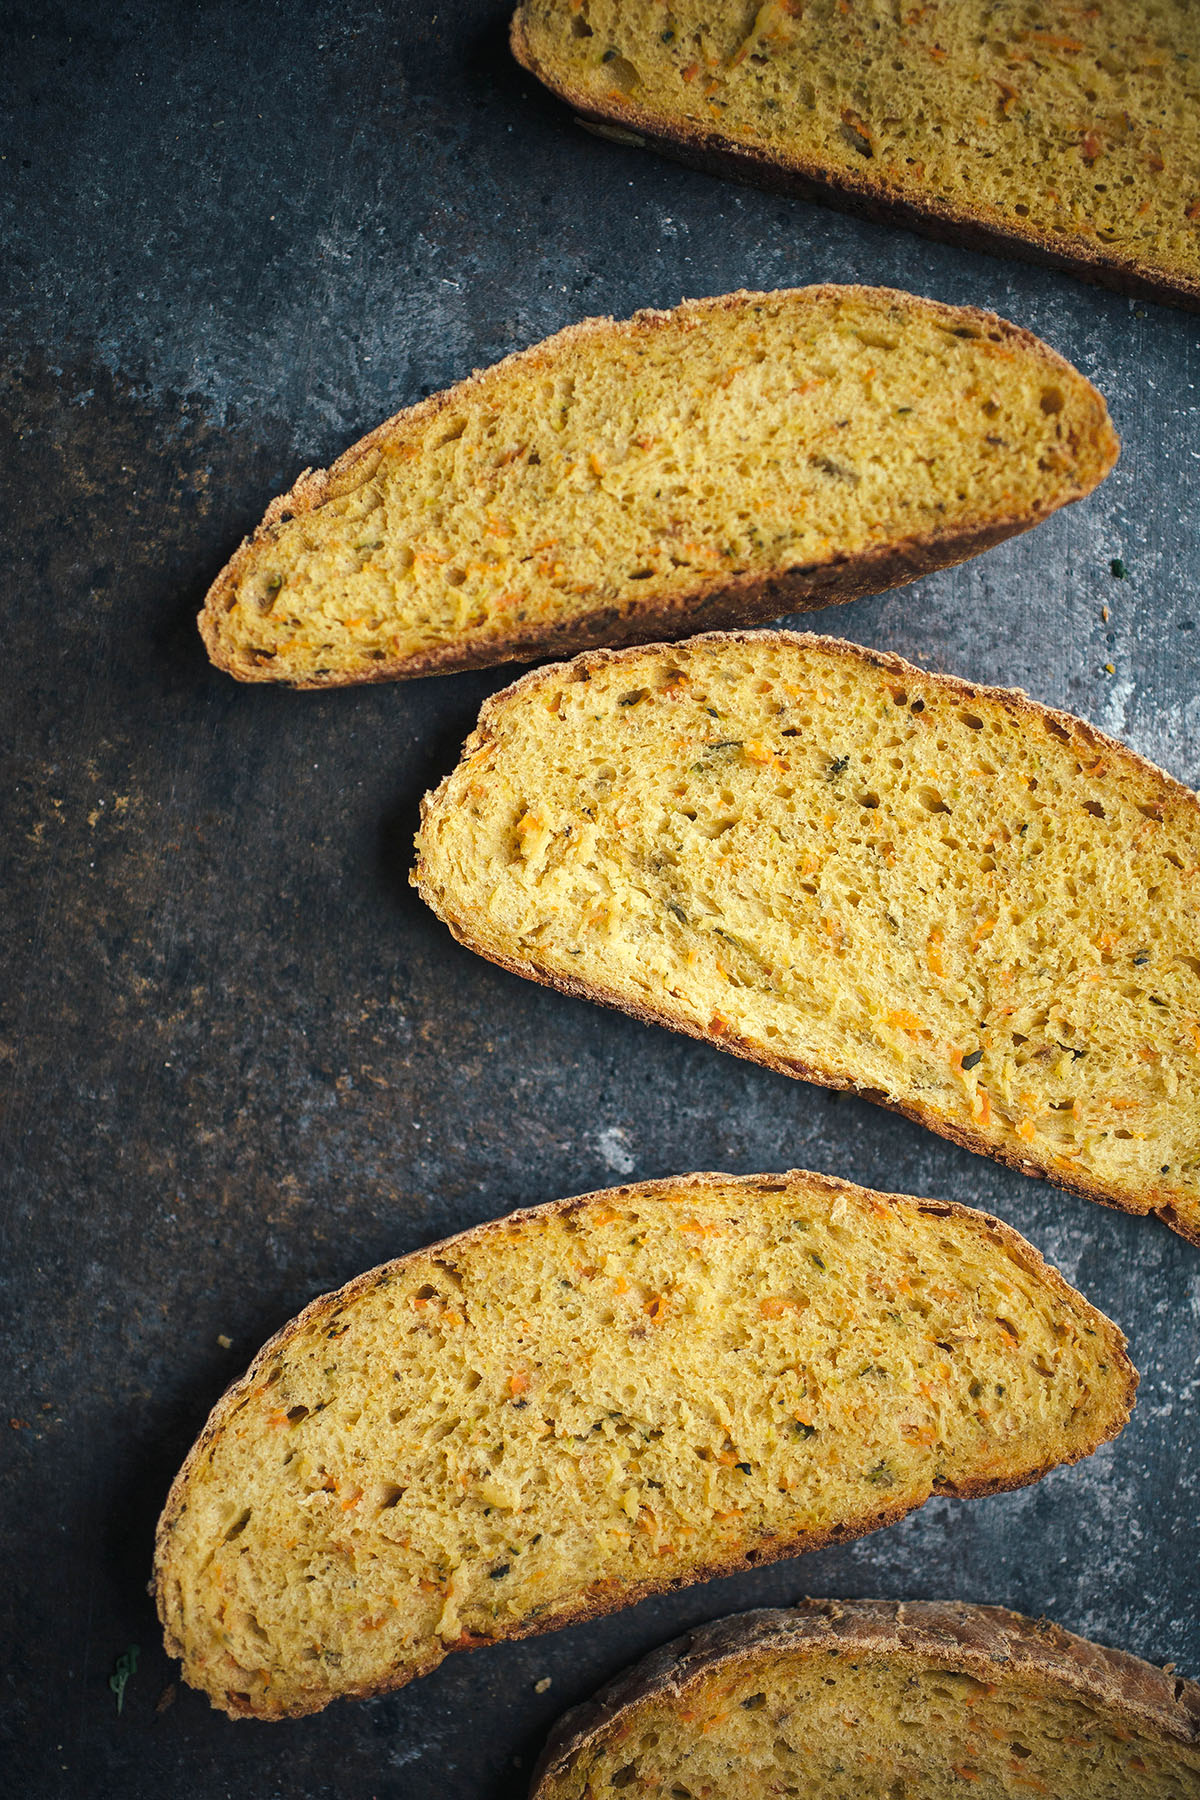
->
2, 3, 1198, 1794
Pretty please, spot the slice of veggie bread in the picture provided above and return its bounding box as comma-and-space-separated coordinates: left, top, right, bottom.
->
154, 1170, 1133, 1718
200, 286, 1115, 686
415, 630, 1200, 1241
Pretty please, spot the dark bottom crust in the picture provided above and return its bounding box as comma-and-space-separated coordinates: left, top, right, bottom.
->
531, 1598, 1200, 1792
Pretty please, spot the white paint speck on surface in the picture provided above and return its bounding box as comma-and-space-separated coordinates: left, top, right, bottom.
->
596, 1125, 635, 1174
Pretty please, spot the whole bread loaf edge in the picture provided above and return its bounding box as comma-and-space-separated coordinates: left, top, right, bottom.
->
531, 1599, 1200, 1795
510, 16, 1200, 314
413, 630, 1200, 1246
152, 1169, 1136, 1718
199, 286, 1117, 686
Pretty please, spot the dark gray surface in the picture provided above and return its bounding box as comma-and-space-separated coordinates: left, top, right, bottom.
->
2, 3, 1198, 1794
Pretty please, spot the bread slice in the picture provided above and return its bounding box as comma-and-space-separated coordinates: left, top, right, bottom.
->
413, 630, 1200, 1243
198, 286, 1116, 687
511, 1, 1200, 313
153, 1170, 1133, 1719
533, 1600, 1200, 1798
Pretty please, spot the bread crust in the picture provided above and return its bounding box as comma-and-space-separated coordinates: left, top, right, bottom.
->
532, 1599, 1200, 1794
509, 13, 1200, 315
413, 629, 1200, 1246
198, 286, 1117, 686
152, 1168, 1135, 1719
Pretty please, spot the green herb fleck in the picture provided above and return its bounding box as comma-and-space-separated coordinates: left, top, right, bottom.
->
1110, 557, 1127, 579
962, 1049, 984, 1070
865, 1463, 894, 1487
601, 48, 617, 62
809, 1251, 826, 1271
110, 1646, 140, 1715
792, 1421, 816, 1439
489, 1563, 511, 1579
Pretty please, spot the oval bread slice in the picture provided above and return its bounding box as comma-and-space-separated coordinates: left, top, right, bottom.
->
414, 630, 1200, 1241
199, 286, 1116, 685
511, 1, 1200, 312
153, 1170, 1134, 1719
533, 1600, 1200, 1798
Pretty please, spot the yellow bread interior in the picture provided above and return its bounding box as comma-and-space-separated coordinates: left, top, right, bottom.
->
415, 632, 1200, 1238
201, 287, 1115, 684
514, 0, 1200, 302
153, 1172, 1131, 1717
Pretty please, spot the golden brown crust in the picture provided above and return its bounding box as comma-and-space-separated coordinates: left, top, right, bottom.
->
152, 1168, 1134, 1719
413, 628, 1200, 1246
509, 14, 1200, 315
198, 286, 1117, 687
532, 1599, 1200, 1794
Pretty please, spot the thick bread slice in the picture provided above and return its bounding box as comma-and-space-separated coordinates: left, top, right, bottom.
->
511, 2, 1200, 313
153, 1170, 1134, 1719
198, 286, 1116, 686
413, 631, 1200, 1242
533, 1600, 1200, 1798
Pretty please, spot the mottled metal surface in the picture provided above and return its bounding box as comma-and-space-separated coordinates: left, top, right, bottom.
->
2, 4, 1198, 1795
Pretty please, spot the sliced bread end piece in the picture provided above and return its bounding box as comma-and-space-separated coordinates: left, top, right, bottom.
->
533, 1600, 1200, 1799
